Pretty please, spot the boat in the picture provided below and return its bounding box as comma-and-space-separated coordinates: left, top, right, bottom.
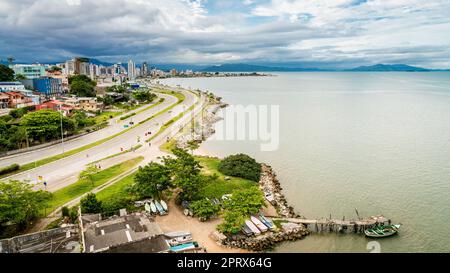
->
166, 235, 193, 246
364, 224, 401, 238
160, 200, 168, 211
169, 242, 199, 253
250, 216, 268, 232
245, 220, 261, 235
154, 200, 166, 215
150, 201, 157, 214
259, 214, 276, 230
165, 231, 191, 238
241, 225, 254, 236
144, 203, 151, 213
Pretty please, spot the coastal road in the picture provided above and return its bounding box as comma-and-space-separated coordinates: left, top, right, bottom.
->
5, 88, 202, 192
0, 93, 177, 169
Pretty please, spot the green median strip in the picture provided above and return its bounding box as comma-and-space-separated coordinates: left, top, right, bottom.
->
43, 156, 143, 215
0, 93, 180, 180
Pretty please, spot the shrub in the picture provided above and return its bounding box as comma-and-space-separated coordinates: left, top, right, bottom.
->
0, 164, 20, 176
218, 154, 261, 182
80, 193, 102, 214
190, 199, 220, 221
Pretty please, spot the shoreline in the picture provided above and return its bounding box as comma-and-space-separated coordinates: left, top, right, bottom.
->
163, 84, 309, 252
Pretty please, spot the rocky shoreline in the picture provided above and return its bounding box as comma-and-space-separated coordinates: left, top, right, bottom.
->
215, 164, 309, 252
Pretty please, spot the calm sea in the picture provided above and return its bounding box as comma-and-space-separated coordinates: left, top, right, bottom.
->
161, 72, 450, 253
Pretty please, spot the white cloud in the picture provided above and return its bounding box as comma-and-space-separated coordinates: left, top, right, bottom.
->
0, 0, 449, 68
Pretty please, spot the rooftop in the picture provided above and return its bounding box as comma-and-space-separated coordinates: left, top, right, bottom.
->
82, 212, 165, 253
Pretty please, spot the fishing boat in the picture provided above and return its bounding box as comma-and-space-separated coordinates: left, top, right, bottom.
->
160, 200, 168, 211
241, 225, 254, 236
364, 224, 401, 238
150, 201, 157, 214
144, 203, 151, 213
154, 200, 166, 215
251, 216, 268, 232
259, 214, 276, 231
245, 220, 261, 235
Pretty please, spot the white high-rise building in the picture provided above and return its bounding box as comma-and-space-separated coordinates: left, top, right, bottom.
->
128, 60, 136, 80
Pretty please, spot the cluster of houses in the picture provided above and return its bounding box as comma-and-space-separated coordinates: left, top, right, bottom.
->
0, 81, 104, 117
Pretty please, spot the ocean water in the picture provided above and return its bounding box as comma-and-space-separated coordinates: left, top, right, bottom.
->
161, 72, 450, 253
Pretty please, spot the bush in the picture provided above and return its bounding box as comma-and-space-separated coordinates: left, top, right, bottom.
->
190, 199, 220, 221
0, 164, 20, 176
80, 193, 102, 214
218, 154, 261, 182
120, 113, 136, 120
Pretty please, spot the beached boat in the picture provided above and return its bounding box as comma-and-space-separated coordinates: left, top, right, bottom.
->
144, 203, 151, 213
241, 225, 254, 236
364, 224, 401, 238
160, 200, 168, 211
165, 231, 191, 238
154, 200, 165, 215
245, 220, 261, 235
150, 201, 157, 214
251, 216, 268, 232
259, 214, 276, 230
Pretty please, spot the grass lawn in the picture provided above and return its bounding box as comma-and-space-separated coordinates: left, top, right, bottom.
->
96, 172, 136, 202
93, 111, 123, 124
196, 156, 257, 199
43, 156, 143, 214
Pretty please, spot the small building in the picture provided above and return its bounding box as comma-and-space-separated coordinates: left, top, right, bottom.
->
3, 92, 33, 108
0, 82, 27, 92
35, 100, 74, 116
0, 93, 9, 109
82, 212, 168, 253
63, 97, 103, 112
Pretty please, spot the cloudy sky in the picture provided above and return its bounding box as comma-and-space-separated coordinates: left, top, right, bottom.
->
1, 0, 450, 68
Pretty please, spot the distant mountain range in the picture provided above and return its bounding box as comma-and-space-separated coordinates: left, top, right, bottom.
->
3, 58, 449, 72
201, 63, 449, 72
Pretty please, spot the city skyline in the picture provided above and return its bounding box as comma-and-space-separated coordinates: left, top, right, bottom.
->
1, 0, 450, 69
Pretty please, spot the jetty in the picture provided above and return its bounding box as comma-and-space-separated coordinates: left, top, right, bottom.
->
271, 215, 391, 234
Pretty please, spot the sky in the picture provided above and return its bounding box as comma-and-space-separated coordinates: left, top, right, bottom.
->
1, 0, 450, 68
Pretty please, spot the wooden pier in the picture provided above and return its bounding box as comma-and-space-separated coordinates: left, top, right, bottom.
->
271, 215, 391, 234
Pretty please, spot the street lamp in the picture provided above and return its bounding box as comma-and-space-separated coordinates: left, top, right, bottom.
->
59, 104, 65, 154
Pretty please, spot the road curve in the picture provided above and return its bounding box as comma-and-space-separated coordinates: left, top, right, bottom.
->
6, 88, 199, 192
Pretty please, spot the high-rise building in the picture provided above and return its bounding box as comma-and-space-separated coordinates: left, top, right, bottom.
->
128, 60, 136, 80
141, 62, 149, 77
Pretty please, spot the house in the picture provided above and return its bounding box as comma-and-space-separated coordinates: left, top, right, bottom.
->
3, 92, 33, 108
35, 100, 75, 116
0, 93, 9, 109
63, 97, 104, 112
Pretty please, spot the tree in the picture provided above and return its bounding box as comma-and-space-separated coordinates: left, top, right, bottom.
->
70, 80, 96, 97
186, 140, 200, 155
217, 211, 246, 235
0, 180, 52, 229
98, 95, 114, 106
163, 148, 204, 201
106, 85, 127, 94
131, 162, 172, 199
218, 154, 262, 182
223, 187, 265, 216
190, 198, 220, 221
21, 110, 75, 143
72, 110, 95, 128
132, 90, 157, 103
0, 64, 15, 81
79, 165, 99, 187
80, 193, 102, 214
